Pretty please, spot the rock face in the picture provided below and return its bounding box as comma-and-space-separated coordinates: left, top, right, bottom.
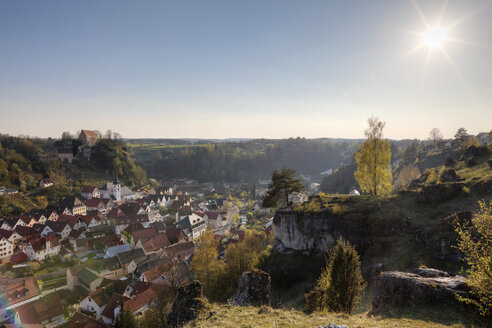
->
168, 281, 205, 327
440, 169, 459, 182
273, 208, 369, 254
416, 211, 471, 262
232, 269, 271, 306
416, 183, 464, 203
372, 269, 469, 312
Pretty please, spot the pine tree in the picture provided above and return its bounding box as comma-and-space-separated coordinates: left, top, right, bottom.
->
354, 116, 392, 196
262, 167, 305, 208
305, 237, 365, 314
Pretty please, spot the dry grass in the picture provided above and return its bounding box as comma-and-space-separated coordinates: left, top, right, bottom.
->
184, 303, 468, 328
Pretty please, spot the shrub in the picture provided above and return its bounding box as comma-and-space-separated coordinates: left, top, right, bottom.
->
455, 200, 492, 317
304, 237, 365, 314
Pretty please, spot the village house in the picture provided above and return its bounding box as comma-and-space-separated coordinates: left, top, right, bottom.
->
79, 130, 98, 147
78, 267, 104, 292
99, 256, 125, 279
81, 186, 101, 200
14, 293, 65, 328
0, 235, 14, 260
80, 288, 114, 319
46, 220, 72, 240
104, 244, 131, 259
55, 146, 74, 163
0, 277, 41, 322
160, 241, 195, 264
0, 229, 23, 245
177, 213, 206, 239
39, 178, 54, 188
23, 234, 61, 261
67, 311, 111, 328
116, 248, 146, 274
60, 196, 87, 216
136, 234, 170, 256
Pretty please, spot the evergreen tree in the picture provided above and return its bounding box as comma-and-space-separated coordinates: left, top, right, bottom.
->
305, 237, 365, 314
114, 297, 137, 328
262, 167, 304, 208
354, 116, 392, 196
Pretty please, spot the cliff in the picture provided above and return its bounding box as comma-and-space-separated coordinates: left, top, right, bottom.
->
273, 207, 369, 255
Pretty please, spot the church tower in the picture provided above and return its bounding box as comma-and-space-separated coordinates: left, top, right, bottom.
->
113, 175, 121, 201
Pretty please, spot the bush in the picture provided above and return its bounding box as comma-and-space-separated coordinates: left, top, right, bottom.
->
304, 237, 365, 314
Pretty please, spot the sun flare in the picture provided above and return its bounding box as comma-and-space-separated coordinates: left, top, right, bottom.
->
423, 26, 447, 47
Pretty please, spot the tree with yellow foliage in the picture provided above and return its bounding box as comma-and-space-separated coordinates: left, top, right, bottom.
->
455, 200, 492, 317
354, 116, 392, 196
190, 228, 222, 298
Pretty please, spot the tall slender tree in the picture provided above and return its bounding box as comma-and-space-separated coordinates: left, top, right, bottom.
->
354, 116, 392, 196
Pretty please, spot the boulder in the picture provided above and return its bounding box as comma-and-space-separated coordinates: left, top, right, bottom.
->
168, 281, 205, 327
440, 169, 459, 182
232, 269, 271, 306
411, 267, 450, 277
372, 269, 470, 312
444, 157, 457, 167
416, 183, 464, 203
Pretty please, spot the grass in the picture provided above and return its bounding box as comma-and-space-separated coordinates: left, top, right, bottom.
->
183, 303, 470, 328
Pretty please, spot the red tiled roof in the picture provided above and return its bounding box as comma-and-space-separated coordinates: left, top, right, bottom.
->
10, 252, 28, 264
14, 226, 38, 238
0, 229, 14, 239
131, 228, 157, 243
68, 312, 110, 328
81, 186, 98, 193
123, 288, 157, 312
15, 293, 63, 324
141, 234, 170, 253
0, 276, 40, 306
84, 198, 105, 207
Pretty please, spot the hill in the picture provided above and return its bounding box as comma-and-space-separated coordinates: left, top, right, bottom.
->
129, 138, 369, 183
0, 134, 149, 216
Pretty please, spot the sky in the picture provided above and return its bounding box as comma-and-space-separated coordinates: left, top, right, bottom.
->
0, 0, 491, 140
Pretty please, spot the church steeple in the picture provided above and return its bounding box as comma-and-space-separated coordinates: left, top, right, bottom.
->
112, 174, 121, 201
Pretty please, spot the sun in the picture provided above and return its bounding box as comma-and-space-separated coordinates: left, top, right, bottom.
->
423, 26, 447, 47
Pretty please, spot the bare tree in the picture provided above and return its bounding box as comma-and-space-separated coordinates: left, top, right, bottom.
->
428, 128, 443, 148
161, 255, 191, 294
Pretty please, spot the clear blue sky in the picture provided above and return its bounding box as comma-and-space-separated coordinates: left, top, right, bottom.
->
0, 0, 491, 139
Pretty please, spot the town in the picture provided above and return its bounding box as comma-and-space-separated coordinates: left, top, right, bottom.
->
0, 132, 283, 327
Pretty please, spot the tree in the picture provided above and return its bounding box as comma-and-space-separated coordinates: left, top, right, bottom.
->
262, 167, 304, 208
190, 228, 222, 298
455, 200, 492, 317
61, 131, 72, 140
161, 255, 191, 294
114, 298, 137, 328
488, 130, 492, 144
395, 165, 420, 190
354, 116, 392, 196
429, 128, 443, 148
454, 127, 469, 149
304, 237, 365, 314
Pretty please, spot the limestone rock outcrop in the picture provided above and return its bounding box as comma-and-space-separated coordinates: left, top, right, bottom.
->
168, 281, 205, 327
372, 269, 469, 312
416, 183, 464, 203
232, 269, 271, 306
273, 208, 369, 254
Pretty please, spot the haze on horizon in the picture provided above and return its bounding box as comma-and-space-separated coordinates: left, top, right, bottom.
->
0, 0, 491, 140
